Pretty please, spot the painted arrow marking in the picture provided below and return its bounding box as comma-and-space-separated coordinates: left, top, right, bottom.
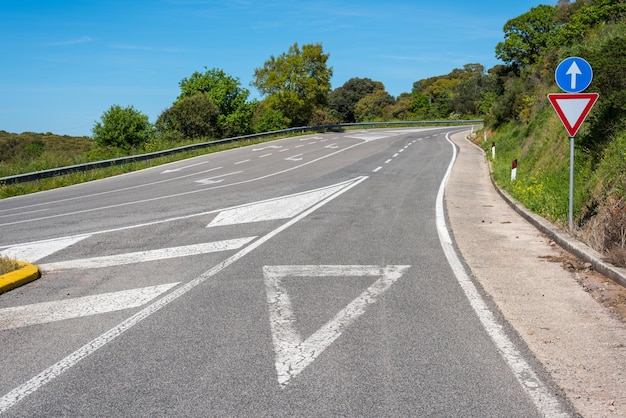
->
38, 237, 256, 272
264, 264, 411, 387
195, 171, 242, 185
195, 178, 224, 185
161, 161, 208, 174
0, 283, 179, 331
253, 145, 283, 151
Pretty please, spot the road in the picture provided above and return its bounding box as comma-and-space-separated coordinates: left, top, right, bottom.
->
0, 128, 572, 416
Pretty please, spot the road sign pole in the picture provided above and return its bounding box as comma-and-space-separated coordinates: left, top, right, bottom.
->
569, 137, 575, 230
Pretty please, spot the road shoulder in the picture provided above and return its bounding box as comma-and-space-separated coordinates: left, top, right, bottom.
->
445, 131, 626, 418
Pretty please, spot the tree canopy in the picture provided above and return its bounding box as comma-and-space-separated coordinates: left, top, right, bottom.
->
252, 42, 333, 127
92, 105, 153, 150
495, 5, 558, 67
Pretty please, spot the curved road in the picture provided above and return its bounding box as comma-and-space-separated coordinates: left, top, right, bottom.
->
0, 128, 572, 416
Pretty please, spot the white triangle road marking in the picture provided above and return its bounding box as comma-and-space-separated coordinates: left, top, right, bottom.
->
263, 264, 411, 387
38, 237, 257, 272
0, 282, 179, 331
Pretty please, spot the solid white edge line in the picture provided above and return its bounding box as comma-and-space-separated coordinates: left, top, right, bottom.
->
436, 132, 568, 417
0, 175, 368, 414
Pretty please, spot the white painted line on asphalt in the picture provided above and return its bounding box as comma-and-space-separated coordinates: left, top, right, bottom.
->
38, 237, 257, 272
234, 159, 251, 165
252, 145, 282, 151
385, 159, 392, 164
0, 283, 180, 331
373, 167, 382, 173
194, 171, 243, 185
258, 153, 272, 158
0, 176, 368, 414
285, 154, 303, 161
0, 208, 50, 219
264, 265, 411, 387
393, 153, 399, 158
0, 235, 92, 263
0, 166, 225, 218
207, 181, 354, 227
436, 132, 568, 417
295, 144, 305, 148
161, 161, 208, 174
1, 139, 368, 227
325, 143, 339, 149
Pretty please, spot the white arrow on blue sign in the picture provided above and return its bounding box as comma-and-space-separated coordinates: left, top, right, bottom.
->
555, 57, 593, 93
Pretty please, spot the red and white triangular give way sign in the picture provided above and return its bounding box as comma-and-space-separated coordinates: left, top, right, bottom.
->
548, 93, 599, 137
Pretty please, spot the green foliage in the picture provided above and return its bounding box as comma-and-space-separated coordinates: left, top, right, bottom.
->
251, 101, 288, 132
157, 94, 221, 140
92, 105, 154, 150
495, 5, 559, 67
354, 90, 395, 122
252, 42, 333, 127
166, 67, 253, 139
177, 67, 250, 115
329, 78, 385, 123
410, 64, 489, 120
576, 35, 626, 159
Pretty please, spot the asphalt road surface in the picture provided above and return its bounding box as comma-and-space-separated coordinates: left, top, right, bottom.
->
0, 128, 572, 416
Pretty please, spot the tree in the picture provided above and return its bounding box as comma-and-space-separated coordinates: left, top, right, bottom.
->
156, 94, 221, 140
554, 0, 626, 46
495, 5, 558, 67
92, 105, 153, 150
176, 67, 253, 137
354, 90, 395, 122
177, 67, 249, 115
252, 101, 288, 133
252, 42, 333, 127
329, 78, 385, 123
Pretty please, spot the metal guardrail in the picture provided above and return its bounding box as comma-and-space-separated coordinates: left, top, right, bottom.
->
0, 120, 482, 186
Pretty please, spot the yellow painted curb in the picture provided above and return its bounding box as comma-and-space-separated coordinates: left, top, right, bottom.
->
0, 262, 41, 294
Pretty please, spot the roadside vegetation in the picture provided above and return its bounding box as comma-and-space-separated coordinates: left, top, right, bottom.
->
1, 0, 625, 266
0, 256, 20, 276
477, 0, 626, 265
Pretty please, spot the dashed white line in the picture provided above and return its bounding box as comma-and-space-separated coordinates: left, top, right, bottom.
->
258, 153, 272, 158
373, 167, 382, 173
234, 159, 251, 165
385, 159, 392, 164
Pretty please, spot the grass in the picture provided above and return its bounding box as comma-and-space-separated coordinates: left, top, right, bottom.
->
0, 133, 293, 198
0, 257, 21, 275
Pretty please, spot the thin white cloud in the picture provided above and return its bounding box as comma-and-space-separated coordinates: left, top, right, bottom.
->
109, 44, 185, 53
45, 36, 94, 46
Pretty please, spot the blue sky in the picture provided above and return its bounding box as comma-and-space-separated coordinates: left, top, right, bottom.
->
1, 0, 550, 136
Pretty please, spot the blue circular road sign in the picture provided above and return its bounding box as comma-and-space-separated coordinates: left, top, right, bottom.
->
555, 57, 593, 93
